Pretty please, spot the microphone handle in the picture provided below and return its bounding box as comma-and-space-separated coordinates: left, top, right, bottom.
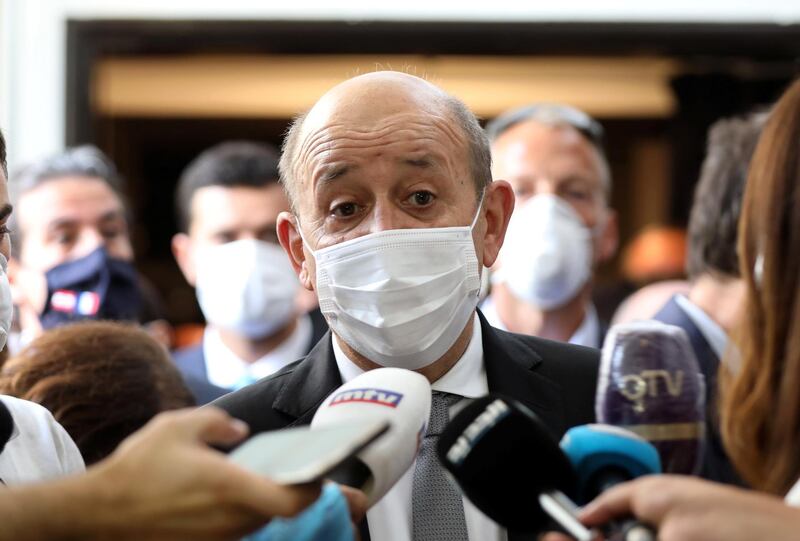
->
594, 471, 657, 541
538, 491, 593, 541
611, 521, 656, 541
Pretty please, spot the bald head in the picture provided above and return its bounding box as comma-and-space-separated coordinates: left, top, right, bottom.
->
279, 71, 491, 212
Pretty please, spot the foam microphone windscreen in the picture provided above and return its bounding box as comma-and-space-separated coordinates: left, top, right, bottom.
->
560, 424, 661, 505
0, 399, 13, 455
311, 367, 431, 506
596, 321, 705, 474
437, 394, 577, 533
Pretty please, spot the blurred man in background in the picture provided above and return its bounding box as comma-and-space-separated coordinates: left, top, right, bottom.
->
7, 146, 169, 351
172, 142, 327, 400
653, 113, 764, 485
481, 104, 618, 348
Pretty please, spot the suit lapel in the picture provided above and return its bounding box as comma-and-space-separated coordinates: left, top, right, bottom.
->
272, 330, 343, 427
479, 310, 569, 444
478, 310, 571, 541
271, 330, 373, 538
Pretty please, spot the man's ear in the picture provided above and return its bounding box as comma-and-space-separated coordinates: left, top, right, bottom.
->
171, 233, 197, 286
277, 212, 314, 291
479, 180, 515, 268
596, 208, 619, 264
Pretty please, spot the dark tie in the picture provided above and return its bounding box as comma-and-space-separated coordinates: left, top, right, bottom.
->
412, 391, 469, 541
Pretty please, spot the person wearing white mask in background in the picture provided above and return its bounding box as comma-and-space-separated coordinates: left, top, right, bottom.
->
215, 72, 599, 541
481, 104, 619, 348
0, 129, 85, 485
172, 142, 328, 403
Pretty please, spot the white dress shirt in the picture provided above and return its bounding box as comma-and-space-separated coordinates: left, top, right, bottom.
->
0, 395, 85, 485
333, 314, 507, 541
204, 314, 312, 389
481, 296, 601, 348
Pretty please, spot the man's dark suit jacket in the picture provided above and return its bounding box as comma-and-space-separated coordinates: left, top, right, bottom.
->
213, 310, 599, 540
173, 309, 329, 405
653, 296, 743, 485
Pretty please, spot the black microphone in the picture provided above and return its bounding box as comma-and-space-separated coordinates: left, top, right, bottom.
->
0, 399, 13, 455
597, 321, 706, 474
437, 394, 593, 540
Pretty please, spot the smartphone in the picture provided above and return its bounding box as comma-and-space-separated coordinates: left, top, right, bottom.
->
228, 418, 389, 485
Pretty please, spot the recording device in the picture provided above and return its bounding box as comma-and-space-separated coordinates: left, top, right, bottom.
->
0, 399, 12, 455
437, 394, 593, 541
597, 321, 706, 474
229, 419, 389, 485
311, 367, 432, 506
561, 424, 660, 541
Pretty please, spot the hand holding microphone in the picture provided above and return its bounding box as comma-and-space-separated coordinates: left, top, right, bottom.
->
237, 368, 431, 540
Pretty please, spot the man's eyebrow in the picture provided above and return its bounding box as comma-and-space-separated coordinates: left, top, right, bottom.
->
0, 204, 12, 222
403, 156, 434, 168
318, 164, 351, 185
97, 209, 127, 223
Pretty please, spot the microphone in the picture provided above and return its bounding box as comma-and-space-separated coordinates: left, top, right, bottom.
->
561, 424, 661, 504
311, 367, 431, 506
561, 424, 660, 541
0, 399, 12, 454
596, 321, 706, 474
437, 394, 593, 541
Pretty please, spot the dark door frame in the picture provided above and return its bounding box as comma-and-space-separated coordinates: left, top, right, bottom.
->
66, 19, 800, 145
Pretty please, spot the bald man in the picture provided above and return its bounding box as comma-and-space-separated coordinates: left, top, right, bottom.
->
215, 72, 598, 541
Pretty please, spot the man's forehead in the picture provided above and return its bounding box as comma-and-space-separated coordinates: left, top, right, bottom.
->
17, 176, 124, 223
300, 72, 449, 138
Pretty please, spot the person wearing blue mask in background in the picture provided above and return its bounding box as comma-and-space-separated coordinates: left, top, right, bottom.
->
4, 146, 223, 402
481, 104, 618, 348
6, 146, 168, 347
171, 142, 328, 402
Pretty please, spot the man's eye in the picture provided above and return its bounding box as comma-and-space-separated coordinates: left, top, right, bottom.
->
409, 191, 434, 206
332, 202, 360, 218
56, 233, 76, 246
565, 190, 591, 201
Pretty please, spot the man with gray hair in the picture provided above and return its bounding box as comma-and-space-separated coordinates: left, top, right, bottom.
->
481, 104, 618, 348
215, 72, 598, 540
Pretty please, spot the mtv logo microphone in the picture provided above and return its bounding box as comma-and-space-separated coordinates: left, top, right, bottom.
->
312, 367, 431, 505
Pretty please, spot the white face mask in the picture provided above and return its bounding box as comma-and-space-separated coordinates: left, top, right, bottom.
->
0, 255, 12, 351
300, 199, 484, 370
496, 194, 592, 310
195, 239, 299, 339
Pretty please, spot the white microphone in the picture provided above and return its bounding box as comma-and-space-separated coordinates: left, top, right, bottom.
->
311, 367, 432, 505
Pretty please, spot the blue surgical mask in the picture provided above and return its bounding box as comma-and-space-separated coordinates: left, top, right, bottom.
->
40, 247, 142, 329
242, 483, 354, 541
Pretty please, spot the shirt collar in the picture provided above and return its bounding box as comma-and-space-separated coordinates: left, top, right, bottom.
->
674, 294, 728, 359
480, 296, 600, 348
203, 314, 312, 389
569, 303, 600, 348
332, 313, 488, 399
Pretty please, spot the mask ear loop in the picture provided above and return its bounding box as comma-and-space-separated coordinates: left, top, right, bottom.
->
469, 188, 487, 231
293, 216, 318, 257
